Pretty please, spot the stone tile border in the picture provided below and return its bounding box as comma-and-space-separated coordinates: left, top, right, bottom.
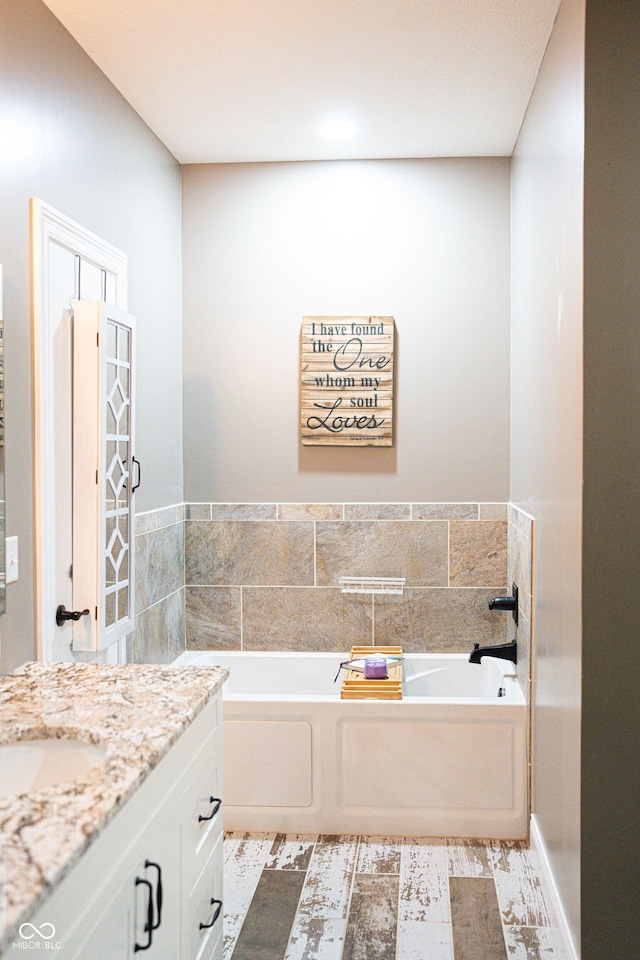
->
135, 502, 185, 535
184, 502, 508, 521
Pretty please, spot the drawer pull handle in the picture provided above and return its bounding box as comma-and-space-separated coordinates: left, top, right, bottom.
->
145, 860, 163, 930
199, 797, 222, 822
199, 898, 223, 931
134, 878, 154, 952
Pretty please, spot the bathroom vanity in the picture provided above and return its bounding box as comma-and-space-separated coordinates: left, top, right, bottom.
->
0, 661, 227, 960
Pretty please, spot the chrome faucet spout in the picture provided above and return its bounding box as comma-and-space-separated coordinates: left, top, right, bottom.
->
469, 641, 517, 665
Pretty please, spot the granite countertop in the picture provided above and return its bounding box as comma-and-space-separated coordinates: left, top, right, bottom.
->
0, 660, 228, 954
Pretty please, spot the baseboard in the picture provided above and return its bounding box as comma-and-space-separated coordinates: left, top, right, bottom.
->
530, 815, 580, 960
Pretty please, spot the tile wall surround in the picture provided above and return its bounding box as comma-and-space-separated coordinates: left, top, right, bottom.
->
183, 503, 510, 659
507, 504, 535, 813
507, 505, 535, 703
130, 502, 536, 691
129, 503, 185, 664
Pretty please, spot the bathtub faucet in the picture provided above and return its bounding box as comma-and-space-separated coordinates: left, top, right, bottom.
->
488, 583, 518, 625
469, 640, 517, 665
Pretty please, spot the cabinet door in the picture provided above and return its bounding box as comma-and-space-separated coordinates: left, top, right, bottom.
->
66, 877, 131, 960
131, 797, 182, 958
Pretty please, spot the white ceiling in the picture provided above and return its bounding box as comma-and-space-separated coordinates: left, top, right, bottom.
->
42, 0, 561, 164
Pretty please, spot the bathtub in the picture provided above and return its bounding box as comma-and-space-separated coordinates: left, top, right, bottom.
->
173, 650, 528, 839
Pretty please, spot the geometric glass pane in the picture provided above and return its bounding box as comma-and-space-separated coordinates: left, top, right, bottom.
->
107, 402, 117, 434
118, 586, 128, 621
106, 554, 116, 587
109, 456, 123, 489
120, 548, 129, 584
106, 515, 116, 542
118, 514, 129, 544
106, 528, 116, 558
118, 327, 130, 363
107, 320, 117, 360
111, 382, 125, 419
105, 590, 116, 628
107, 439, 117, 466
119, 440, 129, 471
111, 532, 123, 564
107, 362, 117, 393
120, 366, 130, 397
107, 474, 118, 506
118, 402, 129, 436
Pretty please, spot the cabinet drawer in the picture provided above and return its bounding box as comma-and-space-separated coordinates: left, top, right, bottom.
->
186, 833, 223, 960
183, 729, 223, 892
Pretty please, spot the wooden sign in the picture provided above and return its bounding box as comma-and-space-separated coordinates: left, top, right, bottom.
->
300, 316, 394, 446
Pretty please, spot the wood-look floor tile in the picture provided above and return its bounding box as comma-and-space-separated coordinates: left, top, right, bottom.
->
231, 869, 306, 960
223, 833, 277, 917
396, 921, 453, 960
355, 836, 402, 874
450, 877, 508, 960
284, 917, 347, 960
342, 874, 400, 960
222, 833, 284, 958
266, 833, 317, 870
296, 835, 359, 919
224, 831, 273, 863
489, 842, 551, 927
223, 834, 556, 960
447, 838, 492, 877
223, 915, 245, 960
504, 926, 557, 959
399, 838, 450, 923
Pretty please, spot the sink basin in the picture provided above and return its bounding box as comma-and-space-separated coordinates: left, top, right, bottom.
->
0, 738, 106, 796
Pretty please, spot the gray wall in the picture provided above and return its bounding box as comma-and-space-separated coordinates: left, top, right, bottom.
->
510, 0, 584, 948
182, 158, 511, 504
0, 0, 183, 673
582, 2, 640, 956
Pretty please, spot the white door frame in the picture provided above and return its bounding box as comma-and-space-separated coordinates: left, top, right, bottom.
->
31, 198, 128, 661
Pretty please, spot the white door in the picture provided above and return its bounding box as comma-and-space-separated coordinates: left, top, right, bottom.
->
31, 199, 128, 662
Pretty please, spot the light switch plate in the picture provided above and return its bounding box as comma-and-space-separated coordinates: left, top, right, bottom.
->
5, 536, 18, 584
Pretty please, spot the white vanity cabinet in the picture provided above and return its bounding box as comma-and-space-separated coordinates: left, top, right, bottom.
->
26, 692, 223, 960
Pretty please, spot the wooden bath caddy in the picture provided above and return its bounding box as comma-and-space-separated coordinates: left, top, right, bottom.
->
340, 646, 404, 700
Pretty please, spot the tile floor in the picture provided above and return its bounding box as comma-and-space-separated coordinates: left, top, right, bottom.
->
223, 832, 558, 960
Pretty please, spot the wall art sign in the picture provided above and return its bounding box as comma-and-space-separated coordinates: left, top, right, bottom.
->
300, 316, 395, 446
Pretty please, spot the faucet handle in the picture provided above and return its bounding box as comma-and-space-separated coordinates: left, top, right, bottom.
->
473, 643, 479, 650
488, 583, 519, 625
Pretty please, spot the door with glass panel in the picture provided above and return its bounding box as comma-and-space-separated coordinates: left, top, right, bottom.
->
71, 301, 136, 651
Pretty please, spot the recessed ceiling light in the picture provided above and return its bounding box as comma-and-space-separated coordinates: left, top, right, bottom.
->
318, 120, 358, 140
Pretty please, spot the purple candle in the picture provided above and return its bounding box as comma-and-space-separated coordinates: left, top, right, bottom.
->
364, 655, 388, 680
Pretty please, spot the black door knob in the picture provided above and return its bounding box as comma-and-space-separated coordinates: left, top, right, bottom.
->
56, 605, 90, 627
